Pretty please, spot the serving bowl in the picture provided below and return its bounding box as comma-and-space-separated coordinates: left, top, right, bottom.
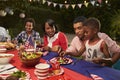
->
0, 53, 14, 64
35, 63, 50, 70
35, 63, 50, 79
19, 51, 42, 67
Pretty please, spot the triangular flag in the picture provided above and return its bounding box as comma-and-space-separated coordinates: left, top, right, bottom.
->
84, 2, 89, 7
47, 1, 52, 6
71, 4, 76, 9
53, 3, 57, 7
78, 4, 82, 8
98, 0, 102, 4
59, 4, 63, 8
65, 4, 70, 9
91, 1, 95, 6
42, 0, 46, 4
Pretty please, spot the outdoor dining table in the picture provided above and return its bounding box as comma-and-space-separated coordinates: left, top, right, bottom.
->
6, 49, 120, 80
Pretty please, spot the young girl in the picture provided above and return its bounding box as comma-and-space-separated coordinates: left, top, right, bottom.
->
82, 17, 111, 66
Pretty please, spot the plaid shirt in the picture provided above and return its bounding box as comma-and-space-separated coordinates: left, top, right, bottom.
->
16, 30, 41, 43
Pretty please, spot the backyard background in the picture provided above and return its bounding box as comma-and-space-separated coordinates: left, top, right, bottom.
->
0, 0, 120, 42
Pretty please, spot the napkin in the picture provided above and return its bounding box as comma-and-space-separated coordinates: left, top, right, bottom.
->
90, 74, 104, 80
0, 64, 18, 74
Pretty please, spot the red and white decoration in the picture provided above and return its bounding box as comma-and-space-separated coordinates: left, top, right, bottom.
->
42, 0, 107, 9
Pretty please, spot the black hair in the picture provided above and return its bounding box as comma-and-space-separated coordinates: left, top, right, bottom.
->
24, 18, 35, 27
83, 17, 101, 31
43, 19, 58, 34
73, 16, 87, 23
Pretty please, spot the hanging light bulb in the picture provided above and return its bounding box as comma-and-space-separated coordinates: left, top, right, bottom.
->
64, 0, 67, 4
19, 13, 25, 18
105, 0, 108, 4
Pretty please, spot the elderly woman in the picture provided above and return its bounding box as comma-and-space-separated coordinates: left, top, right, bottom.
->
43, 19, 68, 53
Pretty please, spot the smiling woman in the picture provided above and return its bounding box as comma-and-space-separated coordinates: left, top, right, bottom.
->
42, 19, 68, 53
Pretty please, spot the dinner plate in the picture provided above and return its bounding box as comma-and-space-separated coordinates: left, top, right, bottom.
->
0, 71, 30, 80
48, 67, 64, 77
50, 57, 73, 65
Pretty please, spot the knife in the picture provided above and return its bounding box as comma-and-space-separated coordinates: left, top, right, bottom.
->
0, 66, 16, 73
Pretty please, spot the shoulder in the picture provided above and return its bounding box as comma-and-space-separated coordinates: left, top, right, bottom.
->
71, 36, 82, 44
58, 32, 66, 35
98, 32, 110, 39
72, 36, 79, 41
19, 31, 26, 34
33, 30, 40, 35
58, 32, 67, 37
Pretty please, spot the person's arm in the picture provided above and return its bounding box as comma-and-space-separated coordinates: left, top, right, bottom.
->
98, 32, 120, 65
111, 52, 120, 64
62, 36, 85, 57
77, 41, 86, 56
59, 32, 68, 51
101, 41, 111, 58
100, 41, 112, 66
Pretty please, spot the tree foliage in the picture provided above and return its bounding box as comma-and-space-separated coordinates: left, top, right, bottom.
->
0, 0, 120, 40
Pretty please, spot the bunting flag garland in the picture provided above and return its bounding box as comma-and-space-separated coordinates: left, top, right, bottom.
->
84, 1, 89, 7
91, 1, 96, 6
98, 0, 102, 4
78, 4, 82, 8
47, 1, 52, 6
71, 4, 76, 9
43, 0, 105, 9
42, 0, 46, 4
59, 4, 63, 8
65, 4, 70, 9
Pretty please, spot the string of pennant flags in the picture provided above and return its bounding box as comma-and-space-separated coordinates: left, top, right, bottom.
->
42, 0, 108, 9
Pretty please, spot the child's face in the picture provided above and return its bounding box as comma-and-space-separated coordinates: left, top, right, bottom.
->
25, 22, 33, 32
84, 26, 96, 40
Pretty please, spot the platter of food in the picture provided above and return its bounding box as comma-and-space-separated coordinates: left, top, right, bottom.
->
50, 57, 73, 65
0, 42, 16, 53
0, 70, 30, 80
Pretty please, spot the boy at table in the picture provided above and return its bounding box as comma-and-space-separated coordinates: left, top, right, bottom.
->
80, 17, 111, 65
60, 16, 120, 67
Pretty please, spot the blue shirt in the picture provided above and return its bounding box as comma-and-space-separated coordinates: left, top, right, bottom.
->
16, 30, 41, 43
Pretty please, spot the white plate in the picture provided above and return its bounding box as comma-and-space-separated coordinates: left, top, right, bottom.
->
48, 67, 64, 77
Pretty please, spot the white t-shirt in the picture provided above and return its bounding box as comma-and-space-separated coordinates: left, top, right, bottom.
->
85, 39, 105, 61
